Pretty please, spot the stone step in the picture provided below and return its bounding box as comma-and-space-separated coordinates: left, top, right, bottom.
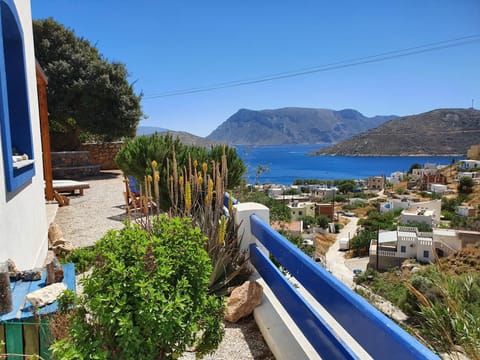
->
52, 165, 101, 179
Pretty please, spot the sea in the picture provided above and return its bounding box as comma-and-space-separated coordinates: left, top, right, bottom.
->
235, 144, 463, 185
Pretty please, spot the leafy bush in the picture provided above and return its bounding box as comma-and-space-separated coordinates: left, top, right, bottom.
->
51, 216, 224, 360
60, 246, 97, 273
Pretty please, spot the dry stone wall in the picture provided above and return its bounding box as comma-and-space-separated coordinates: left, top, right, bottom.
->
80, 142, 124, 170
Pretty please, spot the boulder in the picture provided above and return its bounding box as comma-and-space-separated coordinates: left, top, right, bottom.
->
25, 282, 67, 308
46, 258, 64, 285
225, 280, 263, 323
52, 239, 74, 256
48, 223, 64, 248
22, 269, 43, 281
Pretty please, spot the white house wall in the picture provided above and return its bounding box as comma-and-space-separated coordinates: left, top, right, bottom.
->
0, 0, 47, 270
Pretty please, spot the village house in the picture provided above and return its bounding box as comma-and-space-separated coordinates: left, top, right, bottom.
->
310, 186, 337, 201
400, 199, 441, 227
315, 203, 334, 221
366, 176, 384, 191
459, 159, 480, 170
369, 226, 480, 270
386, 171, 405, 184
456, 205, 476, 217
379, 198, 411, 214
288, 201, 316, 221
457, 171, 478, 181
418, 173, 447, 191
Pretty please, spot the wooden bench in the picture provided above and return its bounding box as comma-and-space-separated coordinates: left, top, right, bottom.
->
52, 180, 90, 196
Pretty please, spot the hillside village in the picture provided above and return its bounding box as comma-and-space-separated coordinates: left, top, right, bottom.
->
251, 144, 480, 271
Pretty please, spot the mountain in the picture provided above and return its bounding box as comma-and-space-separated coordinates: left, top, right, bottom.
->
206, 108, 396, 145
136, 126, 168, 136
315, 108, 480, 156
136, 126, 220, 147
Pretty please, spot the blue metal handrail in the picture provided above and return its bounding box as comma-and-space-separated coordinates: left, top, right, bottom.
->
249, 214, 439, 360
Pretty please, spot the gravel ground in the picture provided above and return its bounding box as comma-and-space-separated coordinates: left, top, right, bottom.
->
53, 170, 274, 360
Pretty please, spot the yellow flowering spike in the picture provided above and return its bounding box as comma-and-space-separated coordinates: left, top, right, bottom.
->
154, 171, 160, 182
218, 215, 227, 245
202, 162, 208, 173
197, 174, 203, 185
151, 160, 158, 169
147, 175, 153, 182
193, 159, 198, 168
179, 175, 184, 186
185, 181, 192, 213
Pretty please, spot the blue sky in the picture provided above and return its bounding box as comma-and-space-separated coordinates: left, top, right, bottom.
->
31, 1, 480, 137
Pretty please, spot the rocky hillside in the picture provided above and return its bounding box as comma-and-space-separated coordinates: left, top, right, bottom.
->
207, 108, 396, 145
315, 108, 480, 156
137, 126, 220, 147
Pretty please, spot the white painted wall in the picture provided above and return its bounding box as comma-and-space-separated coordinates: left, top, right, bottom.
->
0, 0, 48, 270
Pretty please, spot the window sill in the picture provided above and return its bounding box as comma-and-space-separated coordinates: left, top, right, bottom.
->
13, 159, 34, 169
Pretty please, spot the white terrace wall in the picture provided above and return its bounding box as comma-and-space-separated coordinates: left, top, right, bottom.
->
0, 0, 48, 269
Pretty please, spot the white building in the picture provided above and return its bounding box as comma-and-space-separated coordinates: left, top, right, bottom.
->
369, 227, 480, 269
288, 201, 316, 221
379, 198, 411, 214
400, 200, 441, 227
459, 160, 480, 170
0, 0, 49, 270
431, 184, 447, 194
456, 205, 475, 217
387, 171, 405, 184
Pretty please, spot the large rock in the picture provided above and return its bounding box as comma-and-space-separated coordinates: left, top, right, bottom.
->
48, 223, 64, 248
46, 258, 64, 285
25, 282, 67, 308
225, 281, 263, 323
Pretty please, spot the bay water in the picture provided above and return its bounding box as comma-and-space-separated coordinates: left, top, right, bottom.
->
236, 144, 462, 185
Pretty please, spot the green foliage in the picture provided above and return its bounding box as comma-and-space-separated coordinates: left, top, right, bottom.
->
407, 266, 480, 358
235, 189, 292, 222
403, 221, 432, 233
350, 230, 376, 252
358, 208, 400, 231
283, 188, 301, 196
408, 163, 422, 174
33, 18, 143, 149
458, 176, 475, 194
51, 216, 224, 360
57, 289, 76, 313
60, 246, 97, 273
115, 134, 246, 210
354, 269, 408, 308
299, 214, 330, 230
337, 179, 356, 194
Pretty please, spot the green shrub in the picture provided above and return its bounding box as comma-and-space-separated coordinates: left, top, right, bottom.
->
51, 215, 224, 360
60, 246, 97, 273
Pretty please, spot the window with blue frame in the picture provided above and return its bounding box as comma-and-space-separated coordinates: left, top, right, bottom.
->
423, 250, 429, 259
400, 245, 406, 253
0, 1, 35, 192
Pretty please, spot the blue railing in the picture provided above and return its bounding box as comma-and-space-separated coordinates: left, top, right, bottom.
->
249, 214, 439, 360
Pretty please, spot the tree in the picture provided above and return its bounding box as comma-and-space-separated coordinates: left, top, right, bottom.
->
33, 18, 143, 149
51, 216, 224, 359
408, 163, 422, 174
338, 179, 356, 194
458, 176, 475, 194
254, 165, 269, 185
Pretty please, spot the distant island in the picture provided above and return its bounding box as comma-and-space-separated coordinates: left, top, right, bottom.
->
207, 107, 396, 145
315, 108, 480, 156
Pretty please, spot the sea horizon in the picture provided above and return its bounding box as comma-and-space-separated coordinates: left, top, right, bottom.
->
235, 144, 463, 185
